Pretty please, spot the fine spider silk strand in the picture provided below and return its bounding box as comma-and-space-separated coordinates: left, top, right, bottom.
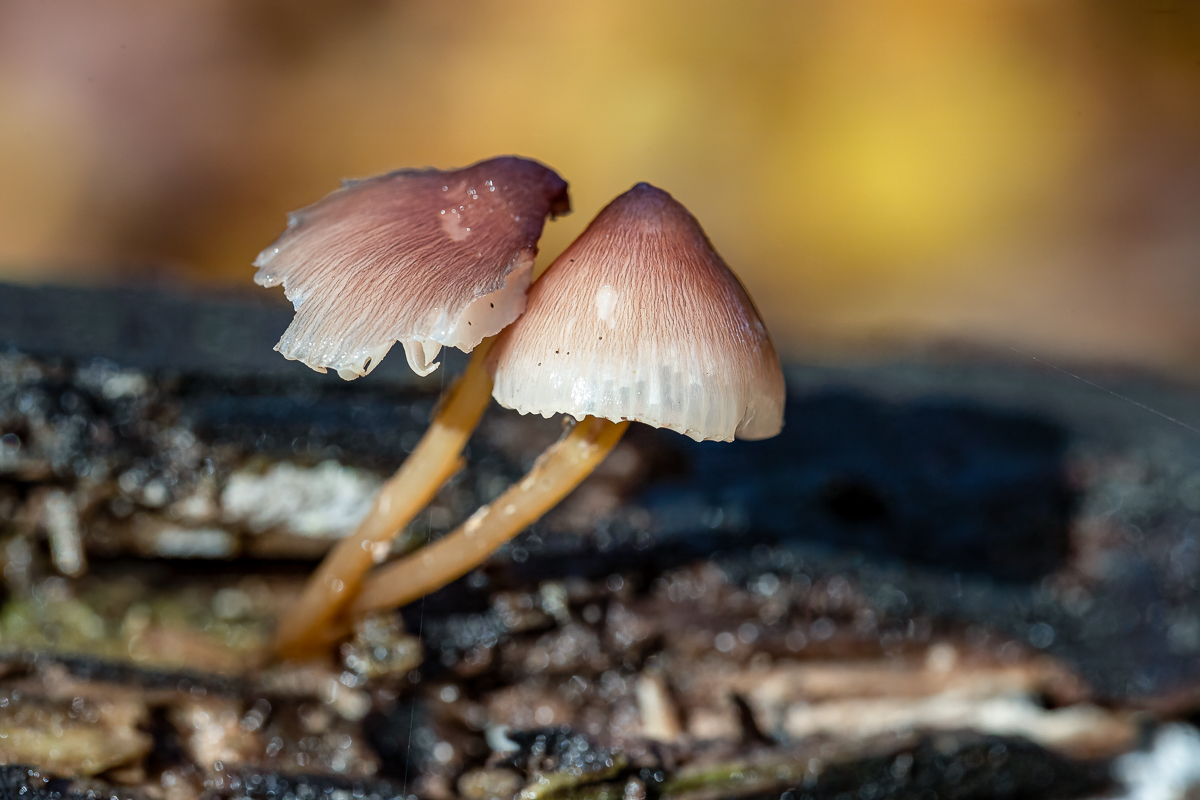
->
1009, 347, 1200, 438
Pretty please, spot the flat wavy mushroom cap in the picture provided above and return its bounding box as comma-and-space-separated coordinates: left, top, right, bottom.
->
490, 182, 784, 442
254, 156, 570, 379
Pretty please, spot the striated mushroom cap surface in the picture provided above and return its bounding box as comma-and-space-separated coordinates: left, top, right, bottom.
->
254, 156, 569, 379
490, 182, 784, 442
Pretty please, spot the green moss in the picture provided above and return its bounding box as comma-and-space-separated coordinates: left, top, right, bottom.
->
661, 757, 805, 800
0, 597, 119, 658
0, 583, 268, 672
519, 754, 628, 800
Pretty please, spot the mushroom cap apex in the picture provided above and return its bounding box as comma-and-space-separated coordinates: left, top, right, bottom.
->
615, 181, 675, 211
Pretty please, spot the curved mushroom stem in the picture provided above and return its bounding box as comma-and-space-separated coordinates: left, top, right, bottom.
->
349, 416, 629, 617
273, 338, 498, 661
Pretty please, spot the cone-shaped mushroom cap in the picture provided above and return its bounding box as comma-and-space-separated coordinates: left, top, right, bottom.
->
490, 183, 784, 442
254, 156, 570, 379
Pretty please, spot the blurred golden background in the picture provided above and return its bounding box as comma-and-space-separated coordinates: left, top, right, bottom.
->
2, 1, 1199, 373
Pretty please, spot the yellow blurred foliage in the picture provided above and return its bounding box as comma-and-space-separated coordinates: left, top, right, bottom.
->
775, 2, 1082, 272
1, 1, 1199, 371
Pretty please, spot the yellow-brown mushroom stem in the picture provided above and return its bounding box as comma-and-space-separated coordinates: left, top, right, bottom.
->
273, 338, 498, 660
350, 416, 629, 616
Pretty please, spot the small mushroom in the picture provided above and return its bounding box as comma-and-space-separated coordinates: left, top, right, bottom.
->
255, 155, 569, 378
350, 182, 784, 615
263, 156, 569, 659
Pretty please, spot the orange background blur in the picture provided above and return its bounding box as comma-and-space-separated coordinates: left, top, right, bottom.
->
2, 2, 1199, 374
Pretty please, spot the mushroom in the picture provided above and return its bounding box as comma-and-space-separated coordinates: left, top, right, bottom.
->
260, 156, 570, 659
349, 182, 785, 616
254, 155, 569, 379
